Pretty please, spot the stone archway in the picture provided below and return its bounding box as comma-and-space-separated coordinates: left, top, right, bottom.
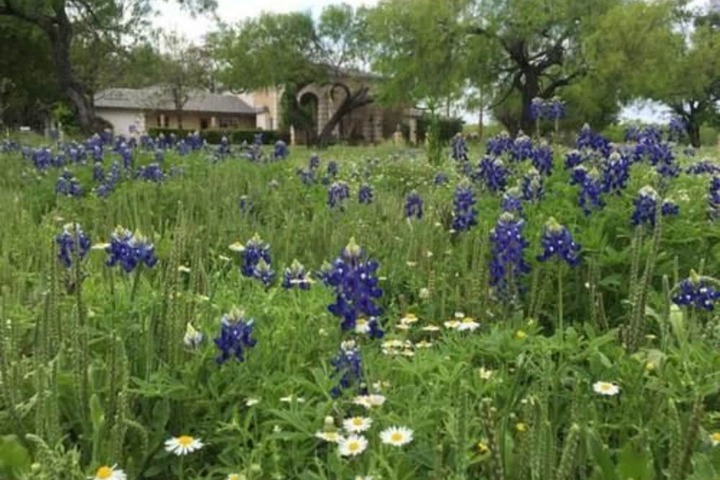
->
296, 91, 319, 145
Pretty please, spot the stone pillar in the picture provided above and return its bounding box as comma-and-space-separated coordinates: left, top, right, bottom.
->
409, 118, 417, 145
290, 125, 296, 146
211, 116, 217, 128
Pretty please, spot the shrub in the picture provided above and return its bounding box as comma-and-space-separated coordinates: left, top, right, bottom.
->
146, 128, 291, 145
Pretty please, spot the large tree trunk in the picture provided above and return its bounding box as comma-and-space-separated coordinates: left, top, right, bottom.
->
46, 9, 99, 133
317, 84, 373, 148
519, 69, 540, 136
686, 119, 701, 148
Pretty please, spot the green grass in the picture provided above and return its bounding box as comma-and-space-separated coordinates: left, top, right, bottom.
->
1, 142, 720, 479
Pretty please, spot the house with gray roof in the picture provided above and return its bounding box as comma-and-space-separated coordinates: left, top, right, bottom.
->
94, 87, 261, 135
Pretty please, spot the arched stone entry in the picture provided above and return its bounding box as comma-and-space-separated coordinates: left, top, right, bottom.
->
295, 91, 319, 145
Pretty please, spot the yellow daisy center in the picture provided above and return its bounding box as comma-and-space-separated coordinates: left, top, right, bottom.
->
347, 440, 362, 452
477, 442, 490, 453
516, 422, 528, 432
178, 435, 194, 447
96, 466, 113, 479
711, 432, 720, 442
326, 432, 339, 441
598, 383, 612, 392
390, 432, 404, 443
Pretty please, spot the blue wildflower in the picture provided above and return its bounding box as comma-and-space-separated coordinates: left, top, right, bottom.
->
631, 186, 660, 227
323, 238, 384, 335
530, 97, 545, 120
672, 272, 720, 311
709, 176, 720, 220
547, 96, 566, 120
687, 160, 720, 175
309, 153, 320, 170
486, 132, 514, 157
531, 142, 553, 176
274, 140, 289, 159
434, 172, 449, 185
214, 308, 257, 363
489, 212, 531, 297
358, 183, 374, 204
282, 259, 313, 290
510, 134, 534, 162
327, 160, 339, 178
297, 168, 315, 185
56, 223, 91, 269
451, 133, 469, 162
501, 187, 524, 215
452, 183, 478, 232
252, 258, 275, 287
476, 156, 508, 192
105, 227, 158, 272
521, 167, 545, 202
601, 151, 631, 195
137, 163, 164, 183
571, 166, 605, 215
564, 150, 585, 169
328, 181, 350, 209
55, 171, 83, 197
240, 234, 272, 278
537, 218, 581, 267
661, 198, 679, 217
576, 124, 610, 155
93, 162, 105, 182
330, 340, 365, 398
405, 191, 424, 219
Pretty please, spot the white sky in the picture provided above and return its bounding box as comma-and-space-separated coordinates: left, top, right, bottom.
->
154, 0, 711, 124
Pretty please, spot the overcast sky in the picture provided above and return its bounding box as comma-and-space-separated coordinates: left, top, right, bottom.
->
154, 0, 711, 123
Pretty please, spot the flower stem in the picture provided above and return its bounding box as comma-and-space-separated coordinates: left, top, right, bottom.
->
557, 263, 564, 338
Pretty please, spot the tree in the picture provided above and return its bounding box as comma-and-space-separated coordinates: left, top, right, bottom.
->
212, 4, 375, 146
588, 1, 719, 147
0, 0, 216, 133
369, 0, 657, 135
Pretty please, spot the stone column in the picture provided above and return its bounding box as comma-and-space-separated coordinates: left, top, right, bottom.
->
211, 116, 217, 128
409, 118, 417, 145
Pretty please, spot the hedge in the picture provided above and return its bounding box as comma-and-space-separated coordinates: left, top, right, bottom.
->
146, 128, 291, 145
415, 116, 465, 144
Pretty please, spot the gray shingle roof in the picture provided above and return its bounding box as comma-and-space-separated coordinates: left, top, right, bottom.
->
94, 87, 258, 115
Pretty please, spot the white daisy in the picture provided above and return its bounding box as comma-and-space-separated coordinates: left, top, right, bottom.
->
380, 426, 414, 446
91, 464, 126, 480
91, 243, 111, 250
444, 320, 460, 329
353, 394, 386, 409
164, 435, 203, 455
343, 416, 373, 433
419, 287, 431, 299
178, 265, 191, 273
338, 434, 368, 457
422, 324, 441, 332
183, 323, 203, 348
315, 431, 343, 443
227, 474, 246, 480
245, 398, 260, 407
400, 313, 419, 325
415, 340, 434, 348
592, 381, 620, 396
457, 317, 480, 332
228, 242, 245, 252
478, 367, 494, 380
710, 432, 720, 447
280, 395, 306, 403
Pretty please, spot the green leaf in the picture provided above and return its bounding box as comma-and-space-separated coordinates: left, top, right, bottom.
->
617, 440, 654, 480
0, 435, 31, 478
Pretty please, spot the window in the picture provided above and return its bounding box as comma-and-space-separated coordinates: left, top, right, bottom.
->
219, 117, 239, 128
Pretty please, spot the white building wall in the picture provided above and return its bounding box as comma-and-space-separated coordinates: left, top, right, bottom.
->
97, 109, 145, 135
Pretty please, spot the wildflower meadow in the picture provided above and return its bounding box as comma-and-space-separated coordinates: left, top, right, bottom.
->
2, 125, 720, 480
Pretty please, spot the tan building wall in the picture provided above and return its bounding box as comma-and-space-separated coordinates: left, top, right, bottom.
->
145, 111, 256, 131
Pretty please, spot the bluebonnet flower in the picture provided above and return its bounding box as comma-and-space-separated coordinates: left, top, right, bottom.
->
330, 340, 365, 398
55, 171, 83, 197
571, 166, 605, 215
708, 176, 720, 220
489, 212, 531, 297
137, 163, 164, 183
93, 162, 105, 182
358, 183, 374, 204
530, 97, 545, 120
327, 160, 339, 178
214, 308, 257, 363
672, 271, 720, 311
105, 227, 158, 272
31, 148, 53, 170
282, 259, 313, 290
510, 134, 534, 162
476, 156, 508, 192
328, 181, 350, 209
485, 132, 513, 156
501, 187, 524, 215
565, 150, 586, 169
404, 191, 424, 219
216, 136, 231, 158
601, 151, 631, 195
632, 188, 678, 225
668, 116, 686, 142
56, 223, 91, 269
238, 195, 252, 214
323, 238, 384, 335
252, 258, 275, 287
624, 125, 641, 143
521, 167, 545, 202
154, 149, 165, 163
576, 124, 611, 155
309, 153, 320, 170
537, 218, 581, 266
452, 183, 478, 232
176, 140, 190, 156
92, 145, 103, 162
451, 133, 469, 162
434, 172, 449, 185
297, 168, 315, 185
531, 142, 553, 176
119, 146, 133, 169
274, 140, 289, 159
687, 160, 720, 175
240, 233, 272, 278
547, 96, 566, 120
